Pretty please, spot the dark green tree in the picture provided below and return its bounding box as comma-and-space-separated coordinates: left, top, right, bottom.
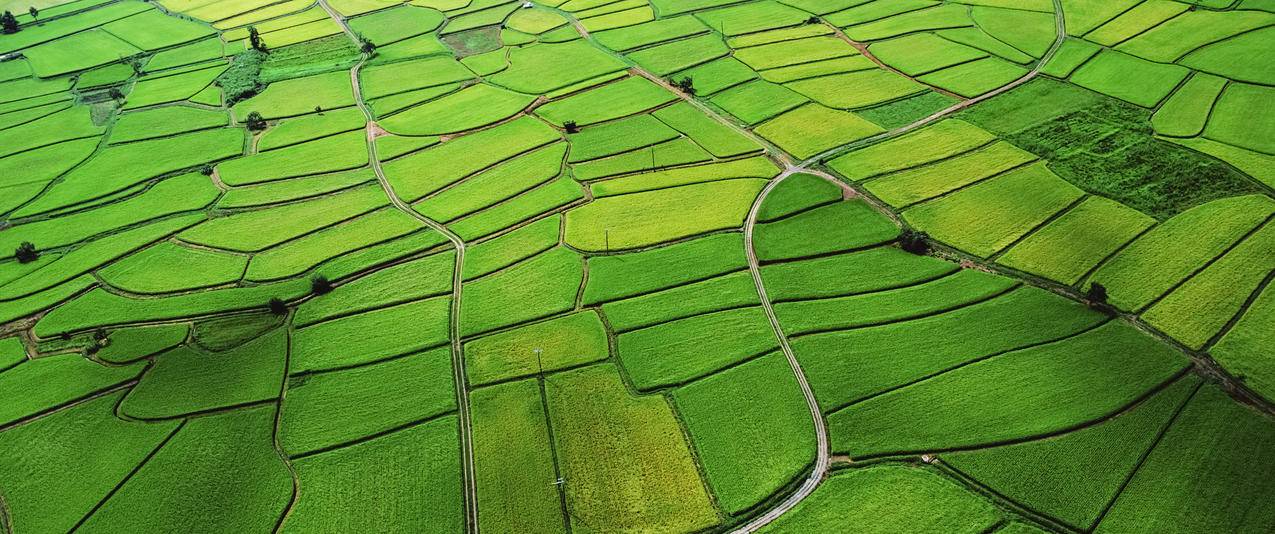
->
1086, 282, 1108, 305
248, 26, 267, 52
899, 229, 930, 255
1, 11, 18, 34
28, 6, 37, 19
245, 111, 266, 131
311, 275, 333, 295
563, 120, 579, 134
14, 241, 38, 263
268, 297, 288, 316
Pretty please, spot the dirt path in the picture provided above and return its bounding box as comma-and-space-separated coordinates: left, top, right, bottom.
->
317, 2, 479, 533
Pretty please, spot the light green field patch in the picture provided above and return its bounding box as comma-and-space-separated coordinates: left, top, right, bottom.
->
112, 106, 228, 144
417, 143, 566, 223
869, 32, 988, 76
381, 83, 534, 136
918, 56, 1028, 98
470, 380, 564, 533
1205, 83, 1275, 155
100, 241, 247, 294
1069, 49, 1189, 107
258, 107, 366, 151
489, 40, 627, 94
591, 155, 779, 196
546, 363, 719, 533
567, 114, 681, 162
711, 79, 808, 125
291, 296, 451, 373
461, 247, 583, 337
786, 68, 926, 110
903, 162, 1084, 257
627, 33, 730, 76
220, 130, 368, 186
1151, 73, 1227, 137
233, 70, 355, 120
828, 119, 997, 181
565, 178, 766, 251
864, 140, 1037, 207
465, 310, 608, 385
537, 76, 677, 127
652, 101, 761, 157
755, 104, 884, 160
998, 196, 1156, 285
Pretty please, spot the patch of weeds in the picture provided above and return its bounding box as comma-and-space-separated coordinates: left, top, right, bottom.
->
259, 34, 360, 83
442, 27, 502, 57
217, 48, 266, 105
857, 91, 957, 130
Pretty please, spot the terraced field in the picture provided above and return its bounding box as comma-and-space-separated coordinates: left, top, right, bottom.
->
1, 0, 1273, 532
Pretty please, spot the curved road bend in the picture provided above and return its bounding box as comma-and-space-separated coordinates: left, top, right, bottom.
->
318, 2, 480, 533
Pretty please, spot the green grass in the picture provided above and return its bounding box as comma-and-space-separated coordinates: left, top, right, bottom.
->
944, 375, 1199, 530
465, 310, 609, 386
296, 250, 454, 327
284, 416, 462, 532
998, 195, 1156, 286
1117, 9, 1274, 63
180, 185, 386, 252
218, 169, 373, 208
775, 269, 1018, 337
603, 270, 760, 332
734, 36, 856, 71
827, 119, 996, 182
693, 0, 808, 35
757, 173, 842, 222
0, 336, 24, 369
842, 4, 974, 41
903, 163, 1084, 257
489, 40, 627, 94
786, 69, 926, 110
77, 405, 292, 532
583, 232, 747, 304
1150, 73, 1226, 137
126, 64, 227, 109
545, 363, 719, 532
281, 346, 456, 455
360, 55, 472, 100
348, 4, 444, 45
567, 114, 681, 163
827, 320, 1188, 457
0, 352, 142, 427
674, 56, 757, 94
232, 70, 354, 120
863, 141, 1037, 207
918, 57, 1028, 98
1094, 385, 1275, 533
673, 352, 814, 515
119, 328, 285, 419
461, 247, 583, 337
710, 79, 807, 125
145, 37, 225, 72
537, 75, 677, 127
94, 323, 188, 367
652, 101, 761, 157
245, 210, 440, 282
99, 241, 247, 295
756, 104, 884, 160
292, 296, 451, 373
564, 179, 765, 251
381, 83, 534, 136
0, 105, 101, 160
869, 33, 987, 76
112, 106, 229, 144
470, 380, 565, 534
756, 201, 899, 261
1143, 221, 1275, 349
1085, 0, 1188, 46
795, 286, 1103, 411
102, 8, 215, 51
1205, 83, 1275, 155
1180, 26, 1275, 85
447, 176, 583, 241
573, 138, 711, 181
1, 215, 202, 303
258, 107, 365, 151
0, 172, 219, 252
384, 116, 560, 203
23, 29, 141, 77
223, 129, 364, 186
1040, 37, 1101, 78
13, 128, 243, 218
461, 215, 559, 280
618, 306, 777, 390
1212, 283, 1275, 400
760, 465, 1000, 533
593, 15, 708, 51
626, 33, 729, 76
1069, 49, 1189, 107
0, 392, 178, 534
761, 246, 960, 301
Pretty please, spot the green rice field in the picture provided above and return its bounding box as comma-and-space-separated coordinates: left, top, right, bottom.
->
0, 0, 1273, 532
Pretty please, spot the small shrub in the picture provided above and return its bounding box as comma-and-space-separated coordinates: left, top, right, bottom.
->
311, 275, 333, 295
199, 164, 214, 176
899, 229, 930, 255
805, 16, 820, 25
14, 241, 38, 263
359, 36, 376, 55
28, 7, 37, 19
245, 111, 267, 132
107, 87, 124, 100
314, 105, 323, 114
669, 77, 696, 96
268, 297, 288, 316
564, 120, 578, 134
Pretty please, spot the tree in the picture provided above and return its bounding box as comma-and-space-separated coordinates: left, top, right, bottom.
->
805, 16, 819, 25
563, 120, 578, 134
669, 76, 696, 96
359, 36, 376, 55
311, 275, 333, 295
268, 297, 288, 316
1086, 282, 1108, 305
15, 241, 38, 263
899, 229, 930, 255
245, 111, 266, 131
199, 164, 214, 176
1, 11, 18, 34
28, 6, 37, 19
248, 26, 267, 53
108, 87, 124, 100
